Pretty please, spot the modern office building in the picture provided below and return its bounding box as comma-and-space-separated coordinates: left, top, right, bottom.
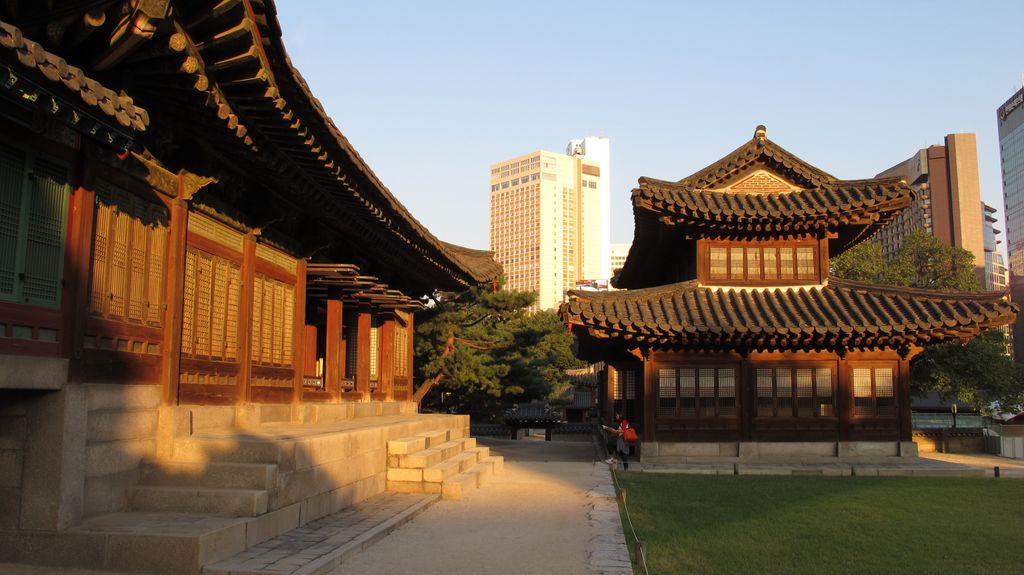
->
999, 86, 1024, 360
490, 149, 603, 310
567, 137, 612, 280
610, 242, 632, 277
984, 202, 1009, 291
874, 133, 986, 287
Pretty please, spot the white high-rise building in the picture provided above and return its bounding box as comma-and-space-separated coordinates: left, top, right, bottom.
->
567, 136, 611, 281
490, 149, 604, 310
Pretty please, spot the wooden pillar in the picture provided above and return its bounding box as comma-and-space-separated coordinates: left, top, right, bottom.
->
379, 315, 396, 400
837, 356, 851, 441
355, 308, 372, 397
325, 297, 343, 402
237, 234, 256, 404
740, 356, 755, 441
65, 158, 94, 368
406, 312, 415, 387
604, 365, 615, 424
642, 358, 654, 442
897, 356, 912, 442
160, 195, 189, 406
291, 260, 307, 404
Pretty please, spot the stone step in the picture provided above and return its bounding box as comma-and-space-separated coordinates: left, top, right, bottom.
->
203, 493, 437, 575
480, 454, 504, 475
386, 467, 423, 483
387, 435, 427, 456
140, 459, 279, 490
130, 485, 269, 517
398, 447, 444, 469
463, 445, 490, 460
458, 436, 477, 450
441, 471, 479, 500
434, 440, 464, 460
450, 451, 480, 472
386, 479, 441, 495
422, 458, 463, 483
417, 429, 450, 448
470, 460, 495, 486
173, 436, 282, 465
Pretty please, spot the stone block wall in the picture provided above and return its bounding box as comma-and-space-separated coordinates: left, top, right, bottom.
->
82, 384, 161, 517
0, 393, 29, 530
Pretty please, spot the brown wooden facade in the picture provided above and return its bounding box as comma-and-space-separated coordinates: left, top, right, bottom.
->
562, 126, 1016, 448
0, 2, 499, 405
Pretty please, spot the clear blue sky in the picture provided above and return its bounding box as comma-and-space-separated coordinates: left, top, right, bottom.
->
276, 1, 1023, 251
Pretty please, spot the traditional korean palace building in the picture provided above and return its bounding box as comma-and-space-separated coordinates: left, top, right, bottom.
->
561, 126, 1016, 462
0, 2, 501, 572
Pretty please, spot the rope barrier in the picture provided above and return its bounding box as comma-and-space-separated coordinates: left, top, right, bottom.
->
610, 467, 651, 575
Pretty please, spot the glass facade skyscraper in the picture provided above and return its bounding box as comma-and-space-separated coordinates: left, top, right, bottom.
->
998, 86, 1024, 360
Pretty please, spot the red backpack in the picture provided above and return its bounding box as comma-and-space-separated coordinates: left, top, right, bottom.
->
622, 421, 639, 443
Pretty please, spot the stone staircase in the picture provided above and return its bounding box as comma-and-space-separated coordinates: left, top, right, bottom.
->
130, 437, 282, 517
385, 427, 504, 500
2, 412, 495, 574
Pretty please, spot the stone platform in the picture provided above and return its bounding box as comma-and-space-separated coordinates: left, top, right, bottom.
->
0, 412, 497, 574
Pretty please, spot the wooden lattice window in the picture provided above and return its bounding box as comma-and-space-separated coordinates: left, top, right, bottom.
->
369, 314, 381, 389
393, 315, 409, 377
251, 274, 294, 367
707, 243, 817, 283
611, 366, 638, 422
0, 144, 70, 308
852, 366, 896, 417
755, 366, 834, 417
181, 247, 241, 360
89, 181, 168, 326
658, 366, 737, 417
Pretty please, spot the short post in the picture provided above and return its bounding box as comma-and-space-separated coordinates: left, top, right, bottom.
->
994, 466, 1000, 478
634, 540, 644, 565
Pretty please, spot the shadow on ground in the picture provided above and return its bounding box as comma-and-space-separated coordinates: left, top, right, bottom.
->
476, 434, 599, 462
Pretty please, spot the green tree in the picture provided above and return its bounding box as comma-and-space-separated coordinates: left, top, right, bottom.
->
886, 230, 981, 291
831, 229, 1022, 413
830, 230, 980, 291
413, 284, 584, 420
911, 330, 1024, 414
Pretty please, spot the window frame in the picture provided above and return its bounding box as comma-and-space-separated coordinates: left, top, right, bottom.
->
703, 239, 821, 285
850, 363, 898, 419
0, 145, 72, 309
754, 364, 836, 419
656, 364, 739, 419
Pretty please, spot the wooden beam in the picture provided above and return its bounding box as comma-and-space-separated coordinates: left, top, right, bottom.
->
237, 233, 256, 404
355, 309, 371, 398
379, 316, 395, 401
291, 259, 306, 406
160, 190, 190, 406
325, 298, 342, 402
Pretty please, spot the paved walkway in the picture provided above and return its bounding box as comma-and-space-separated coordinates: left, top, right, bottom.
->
328, 436, 632, 575
195, 435, 631, 575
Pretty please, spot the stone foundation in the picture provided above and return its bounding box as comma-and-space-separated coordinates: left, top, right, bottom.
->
641, 441, 918, 464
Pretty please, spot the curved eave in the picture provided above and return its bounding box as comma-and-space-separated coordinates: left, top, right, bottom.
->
560, 279, 1017, 354
631, 176, 912, 232
0, 18, 148, 148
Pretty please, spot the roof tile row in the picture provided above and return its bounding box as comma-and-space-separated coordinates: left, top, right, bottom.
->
561, 278, 1016, 351
0, 20, 149, 131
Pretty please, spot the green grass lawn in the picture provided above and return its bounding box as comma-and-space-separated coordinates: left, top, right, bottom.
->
613, 472, 1024, 575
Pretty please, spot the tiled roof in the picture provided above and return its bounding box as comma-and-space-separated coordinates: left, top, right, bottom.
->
617, 126, 915, 288
634, 175, 912, 234
439, 242, 504, 285
0, 19, 148, 132
560, 278, 1016, 353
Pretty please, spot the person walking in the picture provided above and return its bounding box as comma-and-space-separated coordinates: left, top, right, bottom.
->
602, 415, 635, 470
